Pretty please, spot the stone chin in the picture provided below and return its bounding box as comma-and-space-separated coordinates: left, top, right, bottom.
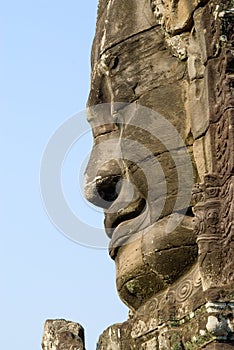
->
112, 213, 198, 311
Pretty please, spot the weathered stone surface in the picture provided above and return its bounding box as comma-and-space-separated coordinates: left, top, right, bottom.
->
41, 0, 234, 349
96, 0, 156, 54
151, 0, 207, 34
84, 0, 234, 348
193, 128, 214, 179
42, 320, 85, 350
204, 344, 234, 349
186, 77, 210, 139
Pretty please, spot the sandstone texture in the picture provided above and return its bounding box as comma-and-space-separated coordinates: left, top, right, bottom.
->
42, 319, 85, 350
42, 0, 234, 348
87, 0, 234, 348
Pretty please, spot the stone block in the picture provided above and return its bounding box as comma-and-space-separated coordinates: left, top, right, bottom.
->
42, 319, 85, 350
96, 0, 155, 55
151, 0, 205, 34
193, 128, 214, 180
186, 77, 210, 139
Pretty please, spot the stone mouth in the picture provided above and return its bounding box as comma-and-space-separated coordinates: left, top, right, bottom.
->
106, 197, 146, 232
105, 198, 147, 259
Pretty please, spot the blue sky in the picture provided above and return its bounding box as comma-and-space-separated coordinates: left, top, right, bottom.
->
0, 1, 127, 349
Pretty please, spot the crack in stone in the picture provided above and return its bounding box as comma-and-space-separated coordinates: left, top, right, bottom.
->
100, 25, 159, 57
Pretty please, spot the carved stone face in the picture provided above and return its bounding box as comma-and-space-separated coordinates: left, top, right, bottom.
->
85, 0, 199, 311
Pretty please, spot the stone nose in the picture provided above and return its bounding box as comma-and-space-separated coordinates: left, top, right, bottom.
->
84, 157, 123, 209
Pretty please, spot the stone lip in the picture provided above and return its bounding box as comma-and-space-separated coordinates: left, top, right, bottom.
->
108, 201, 148, 259
105, 197, 150, 259
102, 171, 149, 258
104, 197, 146, 237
